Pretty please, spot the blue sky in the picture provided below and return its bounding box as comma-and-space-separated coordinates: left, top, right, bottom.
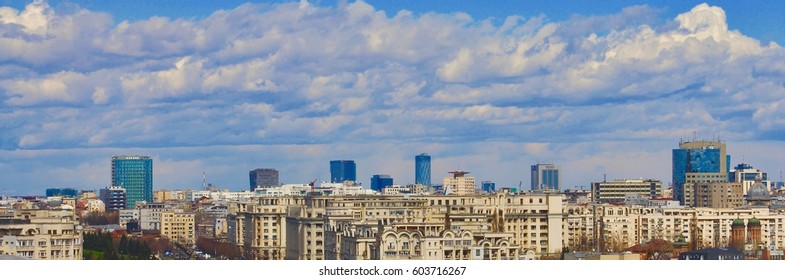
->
2, 0, 785, 195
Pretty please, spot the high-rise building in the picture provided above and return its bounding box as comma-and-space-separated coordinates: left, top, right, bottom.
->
111, 155, 153, 209
531, 163, 561, 191
330, 160, 356, 183
250, 168, 280, 190
443, 171, 475, 195
415, 153, 431, 187
672, 140, 730, 205
370, 174, 393, 192
100, 186, 127, 210
481, 181, 496, 193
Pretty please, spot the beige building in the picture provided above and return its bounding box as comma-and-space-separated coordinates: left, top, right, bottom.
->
591, 179, 663, 203
683, 172, 728, 207
0, 208, 83, 260
160, 211, 195, 247
231, 192, 565, 260
563, 203, 785, 252
693, 182, 744, 209
443, 171, 475, 195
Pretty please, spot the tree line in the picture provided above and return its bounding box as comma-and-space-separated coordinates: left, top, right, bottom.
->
83, 232, 153, 260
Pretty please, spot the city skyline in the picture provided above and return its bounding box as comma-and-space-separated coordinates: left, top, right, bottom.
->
3, 1, 785, 195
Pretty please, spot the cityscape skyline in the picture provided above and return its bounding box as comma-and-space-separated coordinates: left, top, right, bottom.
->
3, 1, 785, 195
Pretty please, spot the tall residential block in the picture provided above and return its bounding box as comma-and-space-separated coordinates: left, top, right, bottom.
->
99, 186, 127, 210
415, 153, 431, 187
370, 174, 393, 192
672, 140, 730, 205
111, 155, 153, 209
531, 163, 561, 191
330, 160, 356, 183
250, 168, 280, 190
443, 171, 475, 195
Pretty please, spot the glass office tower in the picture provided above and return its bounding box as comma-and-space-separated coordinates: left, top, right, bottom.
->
111, 155, 153, 209
415, 153, 431, 187
330, 160, 356, 183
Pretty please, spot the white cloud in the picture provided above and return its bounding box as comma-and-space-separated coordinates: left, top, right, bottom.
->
1, 2, 785, 194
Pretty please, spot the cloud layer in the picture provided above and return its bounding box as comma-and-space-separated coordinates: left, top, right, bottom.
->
1, 1, 785, 193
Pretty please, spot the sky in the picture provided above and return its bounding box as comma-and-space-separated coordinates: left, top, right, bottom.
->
2, 0, 785, 195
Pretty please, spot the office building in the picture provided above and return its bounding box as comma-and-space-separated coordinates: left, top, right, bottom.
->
99, 186, 127, 210
415, 153, 431, 187
111, 155, 153, 209
330, 160, 356, 183
672, 140, 730, 205
693, 182, 744, 209
443, 171, 475, 195
481, 181, 496, 193
531, 163, 561, 191
591, 179, 663, 203
45, 188, 78, 197
730, 163, 771, 195
370, 174, 393, 192
250, 168, 280, 190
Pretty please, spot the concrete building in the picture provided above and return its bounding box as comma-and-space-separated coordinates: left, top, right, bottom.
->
563, 203, 785, 253
693, 182, 744, 209
591, 179, 663, 203
100, 186, 126, 210
232, 192, 565, 260
161, 211, 196, 247
443, 171, 475, 195
683, 172, 729, 207
0, 207, 83, 260
730, 163, 771, 195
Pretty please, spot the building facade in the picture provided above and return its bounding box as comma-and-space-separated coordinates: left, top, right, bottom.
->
415, 153, 431, 187
0, 208, 83, 260
591, 179, 663, 203
330, 160, 357, 183
250, 168, 280, 190
531, 164, 561, 191
672, 140, 730, 205
111, 155, 153, 209
160, 212, 196, 247
730, 163, 771, 195
99, 186, 126, 210
371, 175, 393, 192
443, 171, 475, 195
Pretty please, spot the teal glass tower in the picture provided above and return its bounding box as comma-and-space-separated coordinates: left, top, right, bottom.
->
415, 153, 431, 187
112, 155, 153, 209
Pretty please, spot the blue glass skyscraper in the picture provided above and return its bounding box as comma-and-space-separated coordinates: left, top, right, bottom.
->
330, 160, 356, 183
111, 155, 153, 209
672, 140, 729, 205
415, 153, 431, 186
371, 174, 393, 192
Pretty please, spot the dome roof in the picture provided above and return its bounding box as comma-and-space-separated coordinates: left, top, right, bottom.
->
732, 218, 745, 227
746, 181, 770, 201
749, 217, 761, 227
